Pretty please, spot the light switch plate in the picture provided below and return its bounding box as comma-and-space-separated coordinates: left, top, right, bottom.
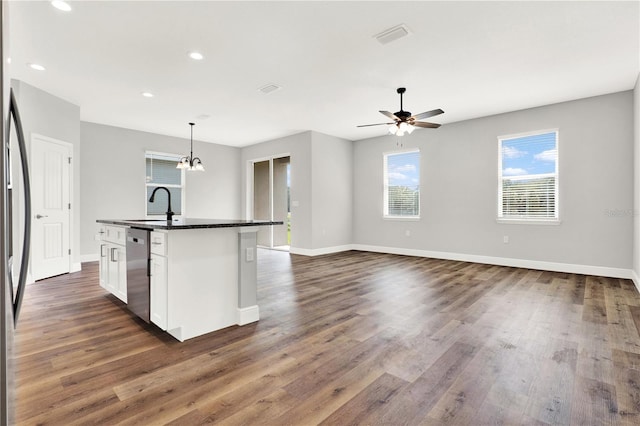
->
246, 247, 254, 262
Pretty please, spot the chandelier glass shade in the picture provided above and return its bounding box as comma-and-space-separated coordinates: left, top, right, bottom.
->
176, 122, 205, 171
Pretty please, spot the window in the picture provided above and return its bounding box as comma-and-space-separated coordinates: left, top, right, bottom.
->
498, 130, 558, 222
384, 150, 420, 218
145, 152, 184, 217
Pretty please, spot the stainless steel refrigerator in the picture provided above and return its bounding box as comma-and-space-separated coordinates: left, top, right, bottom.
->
2, 3, 32, 424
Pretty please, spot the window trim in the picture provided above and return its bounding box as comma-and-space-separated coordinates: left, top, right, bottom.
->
497, 129, 559, 224
383, 148, 421, 220
145, 150, 186, 218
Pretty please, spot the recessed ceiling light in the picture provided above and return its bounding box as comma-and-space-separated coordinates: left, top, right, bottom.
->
141, 92, 154, 98
51, 1, 72, 12
189, 52, 204, 61
28, 63, 46, 71
6, 57, 11, 64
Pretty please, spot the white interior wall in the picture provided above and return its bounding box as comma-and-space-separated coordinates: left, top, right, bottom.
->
310, 132, 353, 252
240, 132, 312, 251
79, 122, 241, 259
11, 80, 81, 273
17, 80, 637, 278
353, 91, 634, 276
633, 74, 640, 286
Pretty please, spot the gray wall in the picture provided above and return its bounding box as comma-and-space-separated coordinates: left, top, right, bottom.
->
273, 157, 289, 246
80, 122, 241, 257
11, 80, 82, 271
253, 160, 270, 246
310, 132, 353, 249
353, 91, 634, 270
240, 131, 353, 252
241, 132, 313, 250
634, 75, 640, 281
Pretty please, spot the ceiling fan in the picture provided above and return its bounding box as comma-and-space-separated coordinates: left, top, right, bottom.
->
358, 87, 444, 136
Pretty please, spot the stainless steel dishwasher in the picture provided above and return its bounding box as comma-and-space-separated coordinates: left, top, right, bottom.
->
126, 228, 150, 323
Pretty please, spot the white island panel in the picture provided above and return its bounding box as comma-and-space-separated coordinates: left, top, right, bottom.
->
165, 227, 240, 341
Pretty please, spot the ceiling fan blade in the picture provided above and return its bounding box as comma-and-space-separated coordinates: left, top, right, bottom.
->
379, 110, 400, 120
412, 121, 441, 129
410, 108, 444, 121
357, 122, 395, 128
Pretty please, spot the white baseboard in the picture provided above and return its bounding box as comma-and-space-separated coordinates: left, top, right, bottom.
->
314, 243, 634, 282
81, 253, 99, 263
289, 245, 352, 257
237, 305, 259, 325
632, 270, 640, 293
71, 262, 82, 273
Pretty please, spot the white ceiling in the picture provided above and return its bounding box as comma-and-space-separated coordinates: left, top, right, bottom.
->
7, 1, 640, 147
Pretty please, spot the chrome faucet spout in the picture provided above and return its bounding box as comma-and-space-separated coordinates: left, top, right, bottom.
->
149, 186, 174, 221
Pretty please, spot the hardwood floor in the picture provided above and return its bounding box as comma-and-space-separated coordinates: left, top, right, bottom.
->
13, 250, 640, 425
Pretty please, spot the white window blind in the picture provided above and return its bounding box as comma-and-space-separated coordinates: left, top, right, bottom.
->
498, 131, 558, 221
384, 150, 420, 218
145, 152, 184, 216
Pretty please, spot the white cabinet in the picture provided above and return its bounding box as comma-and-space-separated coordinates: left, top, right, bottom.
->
98, 225, 127, 303
150, 253, 168, 330
150, 231, 168, 330
107, 244, 127, 302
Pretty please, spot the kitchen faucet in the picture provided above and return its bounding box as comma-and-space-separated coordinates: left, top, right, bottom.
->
149, 186, 174, 221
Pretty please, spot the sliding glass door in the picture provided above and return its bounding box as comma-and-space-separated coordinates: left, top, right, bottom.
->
252, 156, 290, 250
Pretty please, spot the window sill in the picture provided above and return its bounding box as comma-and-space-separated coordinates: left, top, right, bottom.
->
383, 216, 420, 221
496, 218, 561, 226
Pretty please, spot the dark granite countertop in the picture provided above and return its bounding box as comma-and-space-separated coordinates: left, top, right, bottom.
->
97, 218, 284, 231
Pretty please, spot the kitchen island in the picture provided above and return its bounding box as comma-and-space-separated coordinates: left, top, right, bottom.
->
96, 218, 283, 341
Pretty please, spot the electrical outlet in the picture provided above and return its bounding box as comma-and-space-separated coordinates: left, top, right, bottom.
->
246, 247, 254, 262
405, 230, 411, 237
503, 235, 509, 244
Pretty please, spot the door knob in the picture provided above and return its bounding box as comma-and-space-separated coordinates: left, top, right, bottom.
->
35, 214, 48, 219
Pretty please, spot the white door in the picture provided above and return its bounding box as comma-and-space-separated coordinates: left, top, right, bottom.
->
31, 135, 71, 281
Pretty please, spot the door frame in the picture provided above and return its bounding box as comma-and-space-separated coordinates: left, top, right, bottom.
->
246, 152, 290, 249
29, 133, 73, 283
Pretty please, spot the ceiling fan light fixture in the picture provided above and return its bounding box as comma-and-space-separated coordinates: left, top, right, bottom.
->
357, 88, 443, 135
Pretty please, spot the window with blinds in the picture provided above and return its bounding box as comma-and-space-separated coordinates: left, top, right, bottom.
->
383, 150, 420, 218
145, 152, 184, 216
498, 130, 558, 221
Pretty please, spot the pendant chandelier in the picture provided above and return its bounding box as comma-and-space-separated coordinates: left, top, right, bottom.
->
176, 122, 204, 171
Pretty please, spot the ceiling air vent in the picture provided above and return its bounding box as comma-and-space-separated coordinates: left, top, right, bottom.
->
258, 83, 282, 94
374, 24, 411, 45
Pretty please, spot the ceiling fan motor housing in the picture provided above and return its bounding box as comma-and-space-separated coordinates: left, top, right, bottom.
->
394, 110, 412, 120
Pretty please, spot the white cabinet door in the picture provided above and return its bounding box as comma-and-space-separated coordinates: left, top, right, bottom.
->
98, 243, 108, 289
106, 243, 127, 303
150, 254, 167, 330
115, 245, 127, 302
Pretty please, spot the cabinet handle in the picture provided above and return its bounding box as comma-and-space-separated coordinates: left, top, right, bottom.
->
151, 242, 162, 245
110, 247, 118, 262
100, 244, 106, 257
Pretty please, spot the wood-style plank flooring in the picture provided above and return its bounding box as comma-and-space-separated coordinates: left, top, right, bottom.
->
13, 250, 640, 425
